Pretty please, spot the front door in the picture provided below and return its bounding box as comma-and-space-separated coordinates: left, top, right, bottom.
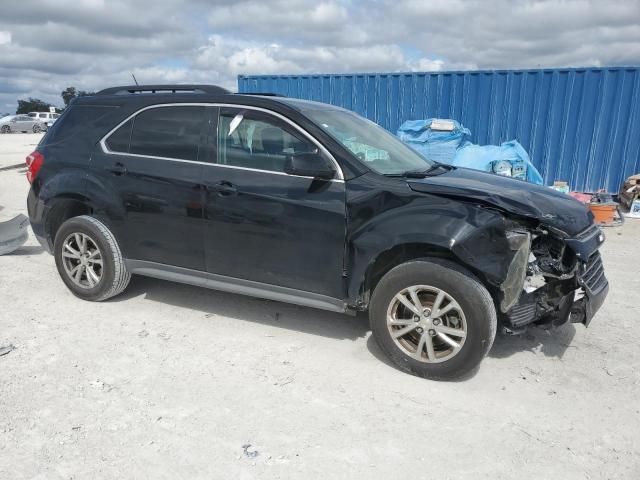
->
90, 105, 207, 270
202, 106, 347, 299
15, 116, 36, 131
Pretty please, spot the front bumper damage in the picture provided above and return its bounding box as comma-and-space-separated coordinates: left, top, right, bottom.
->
500, 224, 608, 330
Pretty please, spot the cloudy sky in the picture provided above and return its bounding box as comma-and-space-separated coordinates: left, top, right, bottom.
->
1, 0, 639, 113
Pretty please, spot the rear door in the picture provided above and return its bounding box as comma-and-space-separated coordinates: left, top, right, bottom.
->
201, 106, 347, 299
91, 104, 208, 270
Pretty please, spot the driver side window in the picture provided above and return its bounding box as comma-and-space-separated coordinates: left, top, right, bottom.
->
217, 108, 317, 173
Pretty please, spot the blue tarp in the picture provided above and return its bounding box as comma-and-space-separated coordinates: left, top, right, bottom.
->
453, 140, 544, 184
397, 119, 543, 184
397, 119, 470, 164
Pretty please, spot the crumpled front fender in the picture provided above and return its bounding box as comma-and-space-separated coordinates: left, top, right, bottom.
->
346, 185, 523, 307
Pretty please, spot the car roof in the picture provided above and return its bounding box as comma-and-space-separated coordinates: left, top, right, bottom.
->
75, 85, 346, 114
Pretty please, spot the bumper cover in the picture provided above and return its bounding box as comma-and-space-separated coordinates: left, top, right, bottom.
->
571, 250, 609, 326
570, 281, 608, 326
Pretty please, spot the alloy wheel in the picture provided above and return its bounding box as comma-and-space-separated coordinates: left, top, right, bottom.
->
386, 285, 467, 363
61, 232, 103, 289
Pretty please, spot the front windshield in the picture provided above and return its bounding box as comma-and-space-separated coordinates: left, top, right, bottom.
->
301, 107, 433, 175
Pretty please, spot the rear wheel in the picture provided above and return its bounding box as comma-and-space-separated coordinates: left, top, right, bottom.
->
33, 124, 42, 133
369, 259, 496, 380
54, 215, 131, 301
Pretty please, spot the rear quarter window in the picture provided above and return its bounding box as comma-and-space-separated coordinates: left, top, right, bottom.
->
42, 105, 116, 145
105, 119, 133, 153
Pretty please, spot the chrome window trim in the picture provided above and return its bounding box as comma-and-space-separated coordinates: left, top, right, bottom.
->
99, 102, 345, 181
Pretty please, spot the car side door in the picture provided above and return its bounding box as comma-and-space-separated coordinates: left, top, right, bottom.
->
90, 105, 208, 270
202, 106, 347, 300
16, 115, 34, 131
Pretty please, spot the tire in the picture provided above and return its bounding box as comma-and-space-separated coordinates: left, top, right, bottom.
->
1, 125, 10, 134
54, 215, 131, 301
369, 259, 497, 380
33, 124, 42, 133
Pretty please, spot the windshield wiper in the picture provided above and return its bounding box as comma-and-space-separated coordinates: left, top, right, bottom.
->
387, 162, 453, 178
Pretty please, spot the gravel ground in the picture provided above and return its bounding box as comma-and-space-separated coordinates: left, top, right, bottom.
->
1, 133, 639, 479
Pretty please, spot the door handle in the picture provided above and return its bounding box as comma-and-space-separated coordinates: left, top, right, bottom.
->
210, 181, 237, 196
106, 162, 127, 176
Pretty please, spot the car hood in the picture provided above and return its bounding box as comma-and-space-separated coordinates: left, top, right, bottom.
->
407, 167, 593, 236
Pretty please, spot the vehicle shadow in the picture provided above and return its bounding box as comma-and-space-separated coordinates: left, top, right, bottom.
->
111, 275, 577, 363
489, 323, 577, 359
9, 245, 45, 256
111, 275, 370, 341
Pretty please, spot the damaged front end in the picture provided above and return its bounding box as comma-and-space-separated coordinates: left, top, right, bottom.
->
500, 223, 608, 332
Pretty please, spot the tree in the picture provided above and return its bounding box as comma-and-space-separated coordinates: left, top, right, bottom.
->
61, 87, 77, 107
61, 87, 96, 107
16, 98, 52, 114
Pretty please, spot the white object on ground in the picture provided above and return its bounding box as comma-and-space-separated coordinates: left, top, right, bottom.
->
0, 213, 29, 255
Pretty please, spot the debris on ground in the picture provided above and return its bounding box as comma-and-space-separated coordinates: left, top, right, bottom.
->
0, 344, 15, 356
273, 375, 294, 387
619, 173, 640, 213
589, 191, 624, 226
568, 190, 625, 226
241, 443, 259, 458
89, 379, 113, 392
0, 213, 29, 255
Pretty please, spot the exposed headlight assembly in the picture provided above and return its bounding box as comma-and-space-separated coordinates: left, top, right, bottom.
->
500, 230, 532, 312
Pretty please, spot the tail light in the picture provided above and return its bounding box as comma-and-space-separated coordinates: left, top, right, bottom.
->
26, 151, 44, 184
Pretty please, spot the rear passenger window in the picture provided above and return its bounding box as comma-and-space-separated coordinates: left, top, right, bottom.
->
106, 119, 132, 153
129, 106, 205, 161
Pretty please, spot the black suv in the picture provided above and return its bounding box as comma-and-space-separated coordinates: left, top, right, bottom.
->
26, 84, 608, 380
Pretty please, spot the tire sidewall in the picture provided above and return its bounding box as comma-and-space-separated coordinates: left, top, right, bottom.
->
370, 260, 496, 380
54, 217, 116, 301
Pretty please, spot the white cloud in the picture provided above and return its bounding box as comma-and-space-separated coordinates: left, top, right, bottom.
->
0, 0, 639, 112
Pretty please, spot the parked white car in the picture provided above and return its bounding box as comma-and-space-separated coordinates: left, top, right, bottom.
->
0, 114, 41, 133
28, 111, 61, 130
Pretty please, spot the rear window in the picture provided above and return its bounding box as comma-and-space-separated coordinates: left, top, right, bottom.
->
128, 106, 205, 161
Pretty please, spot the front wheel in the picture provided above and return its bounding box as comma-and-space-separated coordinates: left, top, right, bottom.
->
54, 215, 131, 301
369, 260, 497, 380
33, 124, 42, 133
0, 125, 10, 133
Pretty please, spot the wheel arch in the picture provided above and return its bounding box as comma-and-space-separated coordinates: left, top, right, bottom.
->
43, 194, 94, 248
353, 242, 496, 309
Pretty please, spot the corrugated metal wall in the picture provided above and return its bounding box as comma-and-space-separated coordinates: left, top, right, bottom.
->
238, 67, 640, 192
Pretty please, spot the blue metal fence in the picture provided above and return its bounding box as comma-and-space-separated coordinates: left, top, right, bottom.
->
238, 67, 640, 192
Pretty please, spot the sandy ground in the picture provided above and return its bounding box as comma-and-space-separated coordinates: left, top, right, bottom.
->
1, 133, 639, 479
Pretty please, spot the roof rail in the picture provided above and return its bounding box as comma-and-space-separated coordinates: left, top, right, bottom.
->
236, 92, 285, 97
96, 84, 231, 96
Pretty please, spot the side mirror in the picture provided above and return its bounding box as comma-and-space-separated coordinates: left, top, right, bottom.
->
284, 152, 335, 180
10, 119, 17, 123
